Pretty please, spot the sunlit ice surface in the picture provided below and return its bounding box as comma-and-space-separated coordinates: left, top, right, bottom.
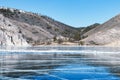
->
0, 46, 120, 80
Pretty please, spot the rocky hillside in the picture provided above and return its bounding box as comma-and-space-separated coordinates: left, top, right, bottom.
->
82, 14, 120, 46
1, 7, 119, 46
0, 7, 78, 46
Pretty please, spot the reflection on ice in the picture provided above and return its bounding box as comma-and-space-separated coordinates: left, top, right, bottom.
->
0, 46, 120, 80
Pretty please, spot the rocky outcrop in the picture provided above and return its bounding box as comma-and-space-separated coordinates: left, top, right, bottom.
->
0, 14, 29, 46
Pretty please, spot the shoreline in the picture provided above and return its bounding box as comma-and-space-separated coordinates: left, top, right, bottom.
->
0, 41, 120, 48
0, 44, 120, 48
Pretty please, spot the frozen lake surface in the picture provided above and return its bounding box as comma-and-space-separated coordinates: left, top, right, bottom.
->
0, 46, 120, 80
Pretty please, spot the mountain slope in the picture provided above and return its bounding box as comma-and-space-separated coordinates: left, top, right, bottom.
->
0, 7, 78, 46
0, 7, 77, 37
82, 14, 120, 45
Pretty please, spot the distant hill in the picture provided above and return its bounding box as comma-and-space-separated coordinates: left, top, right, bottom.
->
81, 23, 100, 35
75, 23, 100, 40
0, 7, 78, 46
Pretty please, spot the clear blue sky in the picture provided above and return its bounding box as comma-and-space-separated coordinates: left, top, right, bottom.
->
0, 0, 120, 27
